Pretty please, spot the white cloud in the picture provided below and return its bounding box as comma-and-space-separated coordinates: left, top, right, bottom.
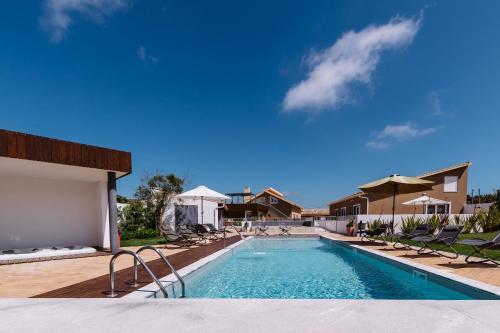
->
429, 91, 445, 116
367, 123, 436, 149
283, 15, 422, 112
40, 0, 130, 42
137, 45, 159, 63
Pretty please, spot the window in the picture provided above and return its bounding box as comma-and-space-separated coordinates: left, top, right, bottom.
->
340, 207, 347, 216
426, 204, 449, 214
269, 196, 279, 204
353, 204, 361, 215
444, 176, 458, 192
335, 209, 339, 217
256, 197, 266, 204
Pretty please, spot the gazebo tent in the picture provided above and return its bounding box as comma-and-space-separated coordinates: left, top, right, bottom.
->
176, 186, 229, 225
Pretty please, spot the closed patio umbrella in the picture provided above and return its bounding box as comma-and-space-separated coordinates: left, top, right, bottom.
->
359, 175, 434, 232
402, 193, 450, 214
176, 186, 230, 224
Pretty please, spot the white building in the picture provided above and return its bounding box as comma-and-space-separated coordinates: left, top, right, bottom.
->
0, 129, 131, 256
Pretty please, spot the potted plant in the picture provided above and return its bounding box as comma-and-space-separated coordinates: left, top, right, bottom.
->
346, 219, 354, 236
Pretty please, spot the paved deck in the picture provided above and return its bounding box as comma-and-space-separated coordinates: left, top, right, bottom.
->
0, 236, 240, 298
1, 298, 499, 333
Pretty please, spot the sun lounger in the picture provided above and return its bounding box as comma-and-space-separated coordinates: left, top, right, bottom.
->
206, 224, 225, 237
279, 224, 291, 236
456, 231, 500, 265
177, 225, 206, 243
160, 225, 197, 248
256, 225, 269, 236
411, 225, 464, 259
388, 224, 431, 249
192, 224, 219, 241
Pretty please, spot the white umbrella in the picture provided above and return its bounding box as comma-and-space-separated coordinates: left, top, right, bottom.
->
402, 193, 449, 214
176, 186, 230, 224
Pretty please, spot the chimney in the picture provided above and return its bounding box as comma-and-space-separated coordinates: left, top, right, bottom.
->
243, 186, 251, 203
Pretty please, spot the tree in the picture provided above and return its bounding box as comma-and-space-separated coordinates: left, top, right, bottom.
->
135, 172, 184, 233
116, 194, 129, 204
118, 200, 148, 231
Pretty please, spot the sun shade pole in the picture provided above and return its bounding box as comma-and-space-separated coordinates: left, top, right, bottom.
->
392, 183, 397, 233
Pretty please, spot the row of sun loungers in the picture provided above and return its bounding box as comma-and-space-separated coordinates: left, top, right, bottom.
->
160, 223, 228, 248
359, 222, 500, 265
255, 225, 292, 236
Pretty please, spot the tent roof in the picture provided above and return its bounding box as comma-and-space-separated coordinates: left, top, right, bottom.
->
176, 185, 230, 201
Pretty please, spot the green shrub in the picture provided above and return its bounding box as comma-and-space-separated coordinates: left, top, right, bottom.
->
368, 219, 385, 232
119, 201, 152, 232
400, 216, 423, 234
120, 228, 158, 240
425, 215, 443, 234
452, 214, 479, 233
477, 208, 500, 233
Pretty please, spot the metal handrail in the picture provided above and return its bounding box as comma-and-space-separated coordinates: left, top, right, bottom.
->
223, 224, 245, 248
107, 250, 169, 298
134, 246, 185, 298
225, 224, 244, 240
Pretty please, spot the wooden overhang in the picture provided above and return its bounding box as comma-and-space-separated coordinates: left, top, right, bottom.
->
0, 129, 132, 175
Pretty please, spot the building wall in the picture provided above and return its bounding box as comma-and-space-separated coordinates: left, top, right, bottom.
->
254, 192, 302, 218
0, 174, 109, 249
329, 196, 368, 216
329, 166, 468, 216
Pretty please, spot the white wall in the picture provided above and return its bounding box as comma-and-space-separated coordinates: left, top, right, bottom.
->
0, 174, 109, 249
163, 198, 223, 229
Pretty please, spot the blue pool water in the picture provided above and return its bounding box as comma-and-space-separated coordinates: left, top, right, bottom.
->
184, 237, 499, 299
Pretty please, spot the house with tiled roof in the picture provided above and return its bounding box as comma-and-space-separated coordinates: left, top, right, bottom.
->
225, 187, 303, 220
329, 162, 471, 217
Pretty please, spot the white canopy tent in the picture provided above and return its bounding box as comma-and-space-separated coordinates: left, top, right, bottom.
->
176, 186, 230, 224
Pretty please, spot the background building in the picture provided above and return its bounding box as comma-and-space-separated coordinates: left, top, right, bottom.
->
329, 162, 470, 217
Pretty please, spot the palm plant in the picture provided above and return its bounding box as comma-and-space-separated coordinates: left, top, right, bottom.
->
425, 215, 443, 234
477, 208, 500, 233
400, 216, 423, 234
367, 219, 384, 232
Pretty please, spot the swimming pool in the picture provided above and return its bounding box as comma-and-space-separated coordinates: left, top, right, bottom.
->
181, 237, 500, 300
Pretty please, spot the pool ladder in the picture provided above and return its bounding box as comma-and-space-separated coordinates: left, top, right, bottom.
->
107, 246, 186, 298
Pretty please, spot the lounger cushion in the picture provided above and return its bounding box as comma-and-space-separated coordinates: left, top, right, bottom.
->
412, 235, 435, 242
456, 239, 491, 247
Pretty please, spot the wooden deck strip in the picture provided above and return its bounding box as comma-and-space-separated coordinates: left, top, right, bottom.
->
32, 236, 241, 298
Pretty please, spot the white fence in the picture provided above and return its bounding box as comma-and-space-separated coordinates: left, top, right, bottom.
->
315, 219, 349, 234
314, 214, 474, 235
353, 214, 472, 233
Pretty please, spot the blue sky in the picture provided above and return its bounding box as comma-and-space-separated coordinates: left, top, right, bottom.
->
1, 0, 499, 207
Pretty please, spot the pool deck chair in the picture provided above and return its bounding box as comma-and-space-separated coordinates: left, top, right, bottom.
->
389, 224, 431, 249
279, 225, 291, 236
361, 224, 389, 244
411, 225, 464, 259
256, 226, 269, 236
205, 224, 225, 238
356, 222, 367, 237
160, 225, 197, 248
178, 225, 207, 244
456, 231, 500, 266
